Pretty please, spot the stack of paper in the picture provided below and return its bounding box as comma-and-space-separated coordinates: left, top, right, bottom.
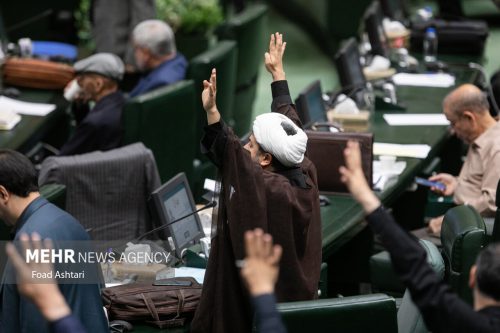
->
392, 73, 455, 88
0, 109, 21, 130
373, 160, 407, 191
0, 96, 56, 116
383, 114, 449, 126
374, 142, 431, 159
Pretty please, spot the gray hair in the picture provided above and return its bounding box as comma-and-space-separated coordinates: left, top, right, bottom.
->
133, 20, 176, 57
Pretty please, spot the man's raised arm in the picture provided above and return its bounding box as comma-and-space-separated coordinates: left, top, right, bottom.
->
265, 32, 302, 128
202, 68, 221, 125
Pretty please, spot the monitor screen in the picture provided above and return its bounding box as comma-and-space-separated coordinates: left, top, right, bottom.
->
334, 38, 366, 106
364, 1, 389, 57
295, 80, 327, 128
149, 173, 204, 257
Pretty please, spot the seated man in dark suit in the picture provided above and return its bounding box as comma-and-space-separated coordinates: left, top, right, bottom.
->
0, 150, 108, 333
128, 20, 187, 97
59, 53, 126, 156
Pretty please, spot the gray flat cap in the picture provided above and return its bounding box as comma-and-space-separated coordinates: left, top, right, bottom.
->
74, 53, 124, 81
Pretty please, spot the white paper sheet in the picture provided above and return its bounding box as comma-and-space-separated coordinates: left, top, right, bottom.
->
392, 73, 455, 87
372, 161, 407, 191
374, 142, 431, 159
0, 110, 22, 130
383, 113, 449, 126
203, 178, 216, 192
174, 267, 206, 284
0, 96, 56, 116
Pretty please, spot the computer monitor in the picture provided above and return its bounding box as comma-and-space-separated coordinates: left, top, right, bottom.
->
364, 1, 389, 57
295, 80, 328, 128
334, 38, 367, 106
149, 173, 205, 258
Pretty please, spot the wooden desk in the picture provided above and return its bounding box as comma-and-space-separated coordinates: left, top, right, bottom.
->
0, 89, 68, 152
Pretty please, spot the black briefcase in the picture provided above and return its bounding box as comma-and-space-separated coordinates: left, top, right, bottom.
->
410, 19, 489, 55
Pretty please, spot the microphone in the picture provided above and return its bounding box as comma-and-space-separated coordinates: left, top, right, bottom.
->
135, 201, 217, 241
328, 82, 368, 107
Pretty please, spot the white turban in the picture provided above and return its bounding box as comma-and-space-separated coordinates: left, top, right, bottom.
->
252, 113, 308, 167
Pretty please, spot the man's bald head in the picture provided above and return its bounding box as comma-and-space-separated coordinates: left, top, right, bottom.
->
443, 84, 490, 117
442, 84, 497, 144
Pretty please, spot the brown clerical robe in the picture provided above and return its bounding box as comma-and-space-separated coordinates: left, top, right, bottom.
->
190, 80, 322, 333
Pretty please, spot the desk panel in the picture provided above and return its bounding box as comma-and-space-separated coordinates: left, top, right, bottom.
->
320, 73, 471, 258
0, 89, 67, 152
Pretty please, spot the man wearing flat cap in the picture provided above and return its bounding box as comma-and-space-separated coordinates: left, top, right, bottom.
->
191, 33, 322, 333
59, 53, 126, 156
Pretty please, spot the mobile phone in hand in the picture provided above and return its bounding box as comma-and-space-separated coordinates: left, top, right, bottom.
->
153, 279, 192, 287
415, 177, 446, 191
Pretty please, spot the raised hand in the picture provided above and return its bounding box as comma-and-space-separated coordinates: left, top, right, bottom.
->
240, 228, 282, 296
201, 68, 220, 124
339, 141, 380, 214
6, 233, 71, 322
264, 32, 286, 81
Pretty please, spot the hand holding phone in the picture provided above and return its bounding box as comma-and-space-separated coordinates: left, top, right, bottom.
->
415, 177, 446, 192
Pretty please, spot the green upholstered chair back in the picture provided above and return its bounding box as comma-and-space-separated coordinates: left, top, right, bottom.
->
188, 40, 238, 141
441, 205, 486, 304
397, 239, 445, 333
123, 80, 197, 183
492, 179, 500, 242
277, 294, 398, 333
215, 3, 268, 136
0, 5, 7, 42
327, 0, 372, 40
40, 183, 66, 210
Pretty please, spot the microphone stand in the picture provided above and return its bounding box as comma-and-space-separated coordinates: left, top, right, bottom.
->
135, 201, 217, 242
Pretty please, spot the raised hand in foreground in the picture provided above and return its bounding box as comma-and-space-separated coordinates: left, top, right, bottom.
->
339, 141, 381, 214
6, 233, 71, 322
240, 228, 283, 296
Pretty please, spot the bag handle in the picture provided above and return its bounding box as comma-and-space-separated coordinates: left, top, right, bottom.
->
141, 293, 160, 322
141, 290, 188, 329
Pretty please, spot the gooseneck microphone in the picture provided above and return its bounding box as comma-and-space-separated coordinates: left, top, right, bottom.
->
135, 201, 217, 241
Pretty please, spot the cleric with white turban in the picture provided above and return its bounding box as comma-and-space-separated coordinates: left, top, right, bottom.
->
193, 33, 322, 333
252, 113, 308, 167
